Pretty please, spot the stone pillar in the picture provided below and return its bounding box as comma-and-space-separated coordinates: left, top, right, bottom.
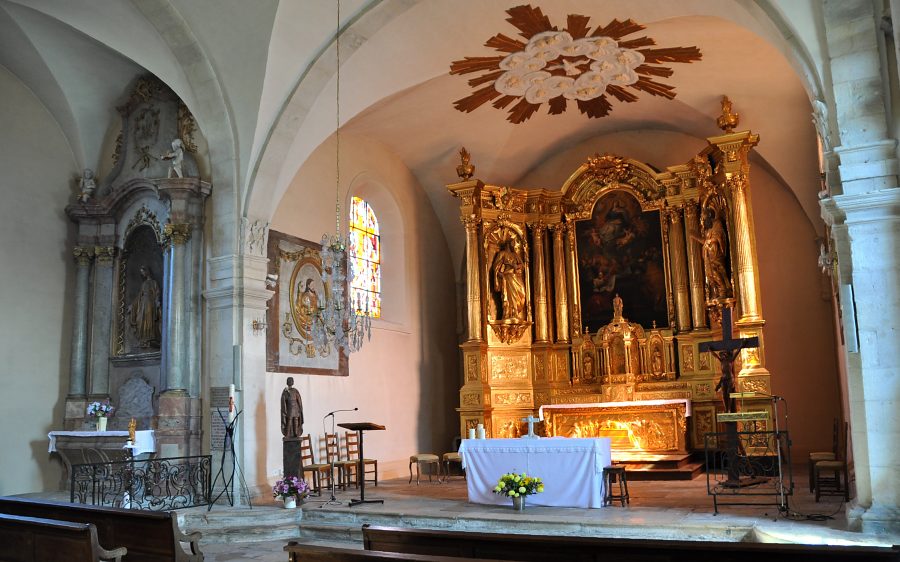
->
163, 223, 191, 393
69, 246, 93, 396
823, 0, 900, 533
667, 207, 691, 332
463, 217, 483, 342
822, 191, 900, 533
551, 224, 569, 342
530, 222, 550, 343
683, 202, 707, 329
825, 0, 898, 197
89, 246, 116, 395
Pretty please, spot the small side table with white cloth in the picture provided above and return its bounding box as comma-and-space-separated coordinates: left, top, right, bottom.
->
458, 437, 612, 508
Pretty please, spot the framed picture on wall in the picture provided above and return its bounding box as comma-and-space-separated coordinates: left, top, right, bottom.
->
266, 229, 348, 376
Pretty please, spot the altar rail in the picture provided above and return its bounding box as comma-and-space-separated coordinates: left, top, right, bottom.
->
70, 455, 211, 511
704, 430, 793, 514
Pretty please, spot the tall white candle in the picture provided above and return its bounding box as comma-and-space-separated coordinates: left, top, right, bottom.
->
228, 384, 235, 398
228, 384, 236, 423
467, 428, 476, 440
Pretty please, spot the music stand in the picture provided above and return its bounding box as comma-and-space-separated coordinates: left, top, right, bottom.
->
338, 422, 385, 507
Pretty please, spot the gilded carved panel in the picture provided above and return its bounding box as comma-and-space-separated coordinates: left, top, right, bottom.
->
738, 377, 770, 394
492, 391, 532, 407
465, 353, 480, 382
490, 354, 529, 381
692, 381, 714, 399
461, 392, 482, 407
681, 344, 695, 372
544, 403, 687, 453
533, 353, 546, 382
692, 406, 717, 449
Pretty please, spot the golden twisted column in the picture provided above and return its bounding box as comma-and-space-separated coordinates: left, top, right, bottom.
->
530, 222, 550, 343
551, 224, 570, 343
683, 202, 708, 329
463, 217, 483, 342
667, 207, 692, 331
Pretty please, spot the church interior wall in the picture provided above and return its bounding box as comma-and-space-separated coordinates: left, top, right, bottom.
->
0, 66, 77, 494
267, 132, 458, 481
516, 128, 841, 460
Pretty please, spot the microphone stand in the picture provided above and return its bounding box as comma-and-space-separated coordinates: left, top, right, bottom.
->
318, 408, 358, 508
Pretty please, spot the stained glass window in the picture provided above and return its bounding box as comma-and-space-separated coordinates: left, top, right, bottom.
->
348, 196, 381, 318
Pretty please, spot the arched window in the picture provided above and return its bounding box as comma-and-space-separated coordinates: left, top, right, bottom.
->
348, 196, 381, 318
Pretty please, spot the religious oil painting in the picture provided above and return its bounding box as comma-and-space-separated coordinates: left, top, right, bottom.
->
576, 190, 668, 331
266, 230, 348, 377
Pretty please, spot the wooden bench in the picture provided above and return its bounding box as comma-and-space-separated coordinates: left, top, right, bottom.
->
285, 542, 510, 562
0, 513, 126, 562
362, 525, 900, 562
0, 496, 201, 562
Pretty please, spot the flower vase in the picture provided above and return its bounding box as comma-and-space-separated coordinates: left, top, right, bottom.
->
512, 495, 525, 511
97, 417, 108, 432
283, 496, 297, 509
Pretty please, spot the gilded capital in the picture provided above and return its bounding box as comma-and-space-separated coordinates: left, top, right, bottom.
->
163, 223, 192, 245
527, 220, 547, 234
94, 246, 116, 265
461, 215, 481, 229
72, 246, 94, 266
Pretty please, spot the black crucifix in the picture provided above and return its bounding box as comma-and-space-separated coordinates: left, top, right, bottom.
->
699, 304, 763, 488
699, 305, 758, 414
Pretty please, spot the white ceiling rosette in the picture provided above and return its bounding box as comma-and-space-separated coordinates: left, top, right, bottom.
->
450, 4, 702, 123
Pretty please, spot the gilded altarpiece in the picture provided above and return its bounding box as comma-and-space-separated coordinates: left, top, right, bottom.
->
450, 128, 772, 455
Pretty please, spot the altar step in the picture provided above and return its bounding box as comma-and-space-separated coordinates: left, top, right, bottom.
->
179, 504, 302, 544
614, 453, 705, 481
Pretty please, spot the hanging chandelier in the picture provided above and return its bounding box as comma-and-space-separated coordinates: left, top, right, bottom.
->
306, 0, 372, 356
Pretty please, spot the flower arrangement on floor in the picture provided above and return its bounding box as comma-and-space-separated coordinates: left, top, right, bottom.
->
272, 476, 310, 503
493, 472, 544, 499
86, 400, 114, 418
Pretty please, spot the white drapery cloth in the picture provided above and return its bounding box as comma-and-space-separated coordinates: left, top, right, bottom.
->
458, 437, 612, 508
48, 430, 156, 456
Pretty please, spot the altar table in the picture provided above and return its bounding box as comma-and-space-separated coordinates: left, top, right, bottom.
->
458, 437, 612, 508
48, 430, 156, 490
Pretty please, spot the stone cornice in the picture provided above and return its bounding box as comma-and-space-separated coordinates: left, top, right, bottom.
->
826, 189, 900, 225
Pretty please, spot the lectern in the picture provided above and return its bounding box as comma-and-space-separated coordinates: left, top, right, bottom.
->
338, 422, 385, 507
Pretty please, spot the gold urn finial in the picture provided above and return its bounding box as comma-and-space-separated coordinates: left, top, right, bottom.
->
716, 96, 739, 133
456, 146, 475, 180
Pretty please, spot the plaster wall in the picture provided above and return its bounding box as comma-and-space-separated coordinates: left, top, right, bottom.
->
518, 129, 841, 460
0, 65, 76, 494
265, 133, 458, 483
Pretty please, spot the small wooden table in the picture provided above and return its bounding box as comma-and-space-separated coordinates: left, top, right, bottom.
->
338, 422, 385, 507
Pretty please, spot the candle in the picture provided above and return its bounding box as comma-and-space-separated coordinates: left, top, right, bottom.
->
228, 384, 236, 422
228, 384, 235, 398
467, 428, 475, 440
476, 424, 485, 439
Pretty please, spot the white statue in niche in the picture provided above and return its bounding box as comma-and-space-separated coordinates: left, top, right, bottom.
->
161, 138, 184, 178
77, 169, 96, 202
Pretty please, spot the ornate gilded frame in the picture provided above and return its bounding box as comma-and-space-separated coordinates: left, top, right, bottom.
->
266, 230, 348, 377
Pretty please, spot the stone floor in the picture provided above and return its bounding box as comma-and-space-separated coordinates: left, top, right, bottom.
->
197, 467, 897, 562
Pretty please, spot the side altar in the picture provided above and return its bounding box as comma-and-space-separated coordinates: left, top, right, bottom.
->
449, 106, 773, 458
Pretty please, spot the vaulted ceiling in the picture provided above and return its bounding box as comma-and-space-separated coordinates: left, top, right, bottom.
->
0, 0, 828, 268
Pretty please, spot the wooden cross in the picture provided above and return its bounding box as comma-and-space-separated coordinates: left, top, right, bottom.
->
520, 415, 541, 439
698, 306, 758, 413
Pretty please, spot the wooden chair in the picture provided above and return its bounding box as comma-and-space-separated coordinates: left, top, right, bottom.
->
325, 433, 355, 491
814, 421, 850, 502
808, 418, 839, 492
345, 430, 378, 488
442, 452, 464, 482
300, 434, 333, 495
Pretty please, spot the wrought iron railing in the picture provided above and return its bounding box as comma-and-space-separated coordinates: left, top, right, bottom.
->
704, 430, 793, 514
70, 455, 211, 511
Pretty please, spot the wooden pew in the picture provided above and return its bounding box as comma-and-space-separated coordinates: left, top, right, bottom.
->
0, 496, 201, 562
0, 513, 127, 562
362, 525, 900, 562
285, 542, 510, 562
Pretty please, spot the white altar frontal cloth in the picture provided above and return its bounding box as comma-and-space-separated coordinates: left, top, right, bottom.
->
458, 437, 612, 508
48, 430, 157, 456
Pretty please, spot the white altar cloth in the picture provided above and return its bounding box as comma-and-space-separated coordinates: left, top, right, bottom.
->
458, 437, 612, 508
538, 398, 692, 419
48, 430, 156, 456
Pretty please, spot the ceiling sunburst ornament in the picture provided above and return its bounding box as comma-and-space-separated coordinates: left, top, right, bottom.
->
450, 4, 702, 124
